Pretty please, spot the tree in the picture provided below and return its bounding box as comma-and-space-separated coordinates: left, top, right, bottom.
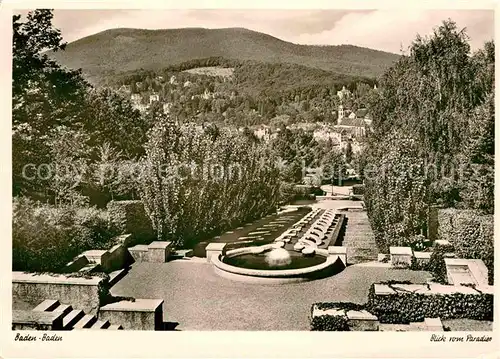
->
364, 20, 495, 249
46, 126, 91, 207
83, 88, 148, 157
139, 114, 282, 246
364, 135, 430, 251
12, 10, 90, 196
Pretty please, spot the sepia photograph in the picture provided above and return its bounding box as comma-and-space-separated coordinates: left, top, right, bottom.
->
1, 2, 497, 358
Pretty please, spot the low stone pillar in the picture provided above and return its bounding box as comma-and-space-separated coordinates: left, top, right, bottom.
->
328, 246, 347, 265
434, 239, 452, 248
347, 310, 379, 331
82, 249, 110, 265
147, 241, 172, 263
424, 317, 444, 331
99, 299, 164, 330
206, 243, 227, 263
128, 245, 149, 263
414, 251, 431, 268
389, 246, 413, 268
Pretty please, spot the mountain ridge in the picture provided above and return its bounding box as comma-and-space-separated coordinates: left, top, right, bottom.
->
49, 27, 400, 84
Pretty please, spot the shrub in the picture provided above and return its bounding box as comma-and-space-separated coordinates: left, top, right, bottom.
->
311, 315, 349, 331
364, 135, 430, 252
437, 209, 494, 285
410, 256, 428, 271
367, 282, 493, 323
427, 245, 448, 284
352, 184, 365, 195
12, 197, 118, 273
107, 200, 155, 244
312, 302, 366, 312
310, 302, 366, 331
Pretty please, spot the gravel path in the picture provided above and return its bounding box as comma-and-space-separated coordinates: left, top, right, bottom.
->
110, 260, 430, 331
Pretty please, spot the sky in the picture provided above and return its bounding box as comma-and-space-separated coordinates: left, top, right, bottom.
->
20, 9, 494, 54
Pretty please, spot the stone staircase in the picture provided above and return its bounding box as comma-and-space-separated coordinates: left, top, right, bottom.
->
32, 299, 123, 330
341, 211, 378, 265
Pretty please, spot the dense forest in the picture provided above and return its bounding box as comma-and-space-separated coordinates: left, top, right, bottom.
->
103, 57, 378, 127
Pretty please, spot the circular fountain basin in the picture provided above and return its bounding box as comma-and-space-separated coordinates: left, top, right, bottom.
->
212, 244, 344, 284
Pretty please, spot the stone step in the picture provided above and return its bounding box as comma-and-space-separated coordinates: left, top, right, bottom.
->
109, 268, 127, 286
348, 253, 378, 260
78, 263, 100, 273
73, 314, 97, 329
33, 299, 60, 312
345, 246, 377, 249
53, 304, 73, 317
107, 324, 123, 330
90, 319, 110, 329
344, 239, 376, 244
170, 249, 194, 259
348, 254, 378, 264
348, 246, 377, 251
352, 247, 378, 253
12, 309, 65, 330
62, 309, 85, 329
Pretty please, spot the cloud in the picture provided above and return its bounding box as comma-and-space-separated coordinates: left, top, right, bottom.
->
291, 9, 494, 53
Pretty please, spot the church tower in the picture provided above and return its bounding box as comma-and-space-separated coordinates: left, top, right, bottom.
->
338, 104, 344, 124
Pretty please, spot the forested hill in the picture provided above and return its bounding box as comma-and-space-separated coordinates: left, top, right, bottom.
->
48, 27, 400, 84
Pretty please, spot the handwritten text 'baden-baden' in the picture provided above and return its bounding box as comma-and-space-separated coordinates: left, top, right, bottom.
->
14, 333, 62, 342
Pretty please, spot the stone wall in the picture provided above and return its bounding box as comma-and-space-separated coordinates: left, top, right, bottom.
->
12, 272, 110, 315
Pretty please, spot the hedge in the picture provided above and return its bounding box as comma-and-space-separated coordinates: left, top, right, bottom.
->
13, 197, 118, 273
310, 302, 366, 331
366, 282, 493, 324
426, 245, 448, 283
352, 184, 365, 195
311, 315, 349, 331
437, 208, 494, 284
107, 200, 156, 244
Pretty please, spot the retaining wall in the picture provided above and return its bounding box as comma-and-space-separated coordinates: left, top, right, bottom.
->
12, 272, 109, 315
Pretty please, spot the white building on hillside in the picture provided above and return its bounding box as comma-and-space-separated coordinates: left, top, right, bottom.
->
131, 93, 142, 104
337, 86, 352, 101
313, 127, 342, 143
149, 94, 160, 104
163, 103, 172, 114
132, 103, 148, 113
